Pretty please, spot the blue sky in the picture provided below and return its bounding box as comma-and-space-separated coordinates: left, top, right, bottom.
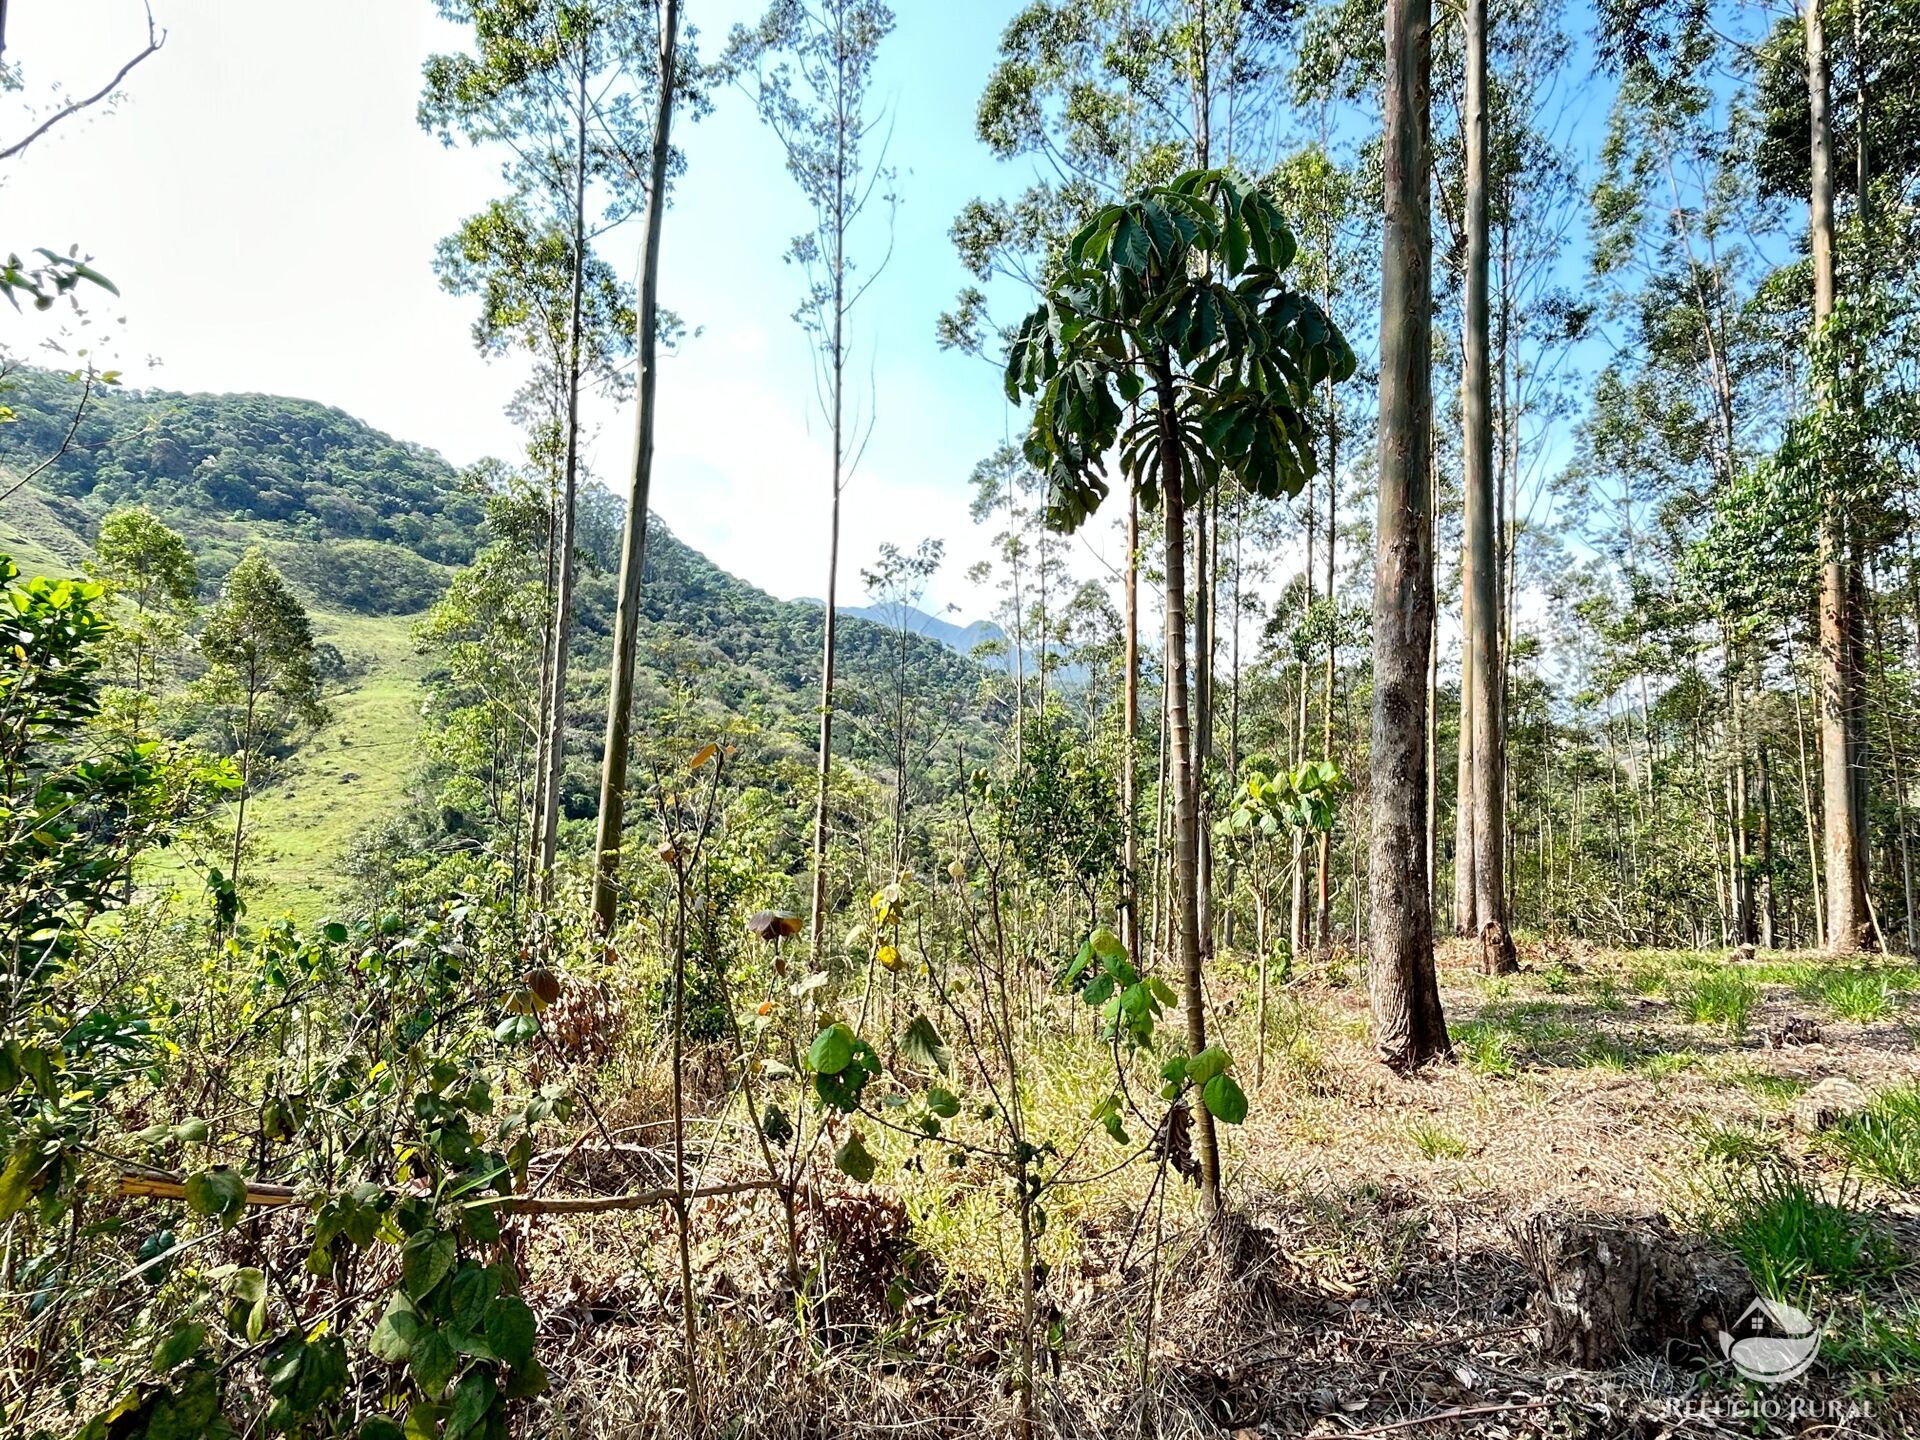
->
11, 2, 1779, 642
5, 0, 1053, 614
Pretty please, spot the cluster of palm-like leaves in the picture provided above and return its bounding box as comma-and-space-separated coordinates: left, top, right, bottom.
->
1004, 168, 1356, 533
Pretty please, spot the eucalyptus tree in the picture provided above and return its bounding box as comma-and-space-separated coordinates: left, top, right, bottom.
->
85, 506, 196, 744
421, 0, 663, 903
1007, 168, 1354, 1206
415, 462, 559, 900
1803, 0, 1872, 951
1475, 0, 1589, 946
967, 445, 1039, 739
856, 537, 946, 868
1265, 142, 1374, 952
1750, 0, 1920, 949
591, 0, 693, 934
725, 0, 896, 966
198, 551, 324, 897
1459, 0, 1517, 971
1371, 0, 1452, 1072
1582, 2, 1796, 948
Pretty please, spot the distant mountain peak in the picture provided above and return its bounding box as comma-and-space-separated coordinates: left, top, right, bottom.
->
831, 600, 1004, 657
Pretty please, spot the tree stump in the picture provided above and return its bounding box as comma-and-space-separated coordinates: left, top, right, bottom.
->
1517, 1209, 1752, 1368
1479, 918, 1514, 976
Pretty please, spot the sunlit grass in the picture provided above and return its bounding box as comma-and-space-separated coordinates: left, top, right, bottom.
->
1822, 1082, 1920, 1190
1691, 1118, 1780, 1168
1697, 1161, 1899, 1299
140, 606, 428, 925
1639, 1048, 1702, 1079
1672, 969, 1760, 1035
1404, 1118, 1467, 1161
1802, 971, 1896, 1023
1724, 1068, 1810, 1107
1450, 1020, 1518, 1077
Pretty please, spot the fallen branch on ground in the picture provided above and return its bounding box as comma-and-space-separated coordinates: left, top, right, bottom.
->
117, 1169, 778, 1215
1341, 1398, 1552, 1436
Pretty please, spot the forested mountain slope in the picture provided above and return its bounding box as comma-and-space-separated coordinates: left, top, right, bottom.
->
0, 370, 992, 913
0, 367, 982, 705
0, 367, 484, 560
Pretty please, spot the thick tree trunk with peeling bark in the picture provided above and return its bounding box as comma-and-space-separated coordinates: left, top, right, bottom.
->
1369, 0, 1451, 1071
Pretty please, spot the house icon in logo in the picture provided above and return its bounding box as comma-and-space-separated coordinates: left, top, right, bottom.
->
1718, 1298, 1823, 1384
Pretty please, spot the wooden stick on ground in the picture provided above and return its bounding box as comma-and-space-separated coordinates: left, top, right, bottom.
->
116, 1170, 777, 1216
1342, 1398, 1553, 1436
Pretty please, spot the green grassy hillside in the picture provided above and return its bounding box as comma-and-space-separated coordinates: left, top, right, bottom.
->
1, 371, 991, 923
0, 480, 93, 573
229, 608, 425, 922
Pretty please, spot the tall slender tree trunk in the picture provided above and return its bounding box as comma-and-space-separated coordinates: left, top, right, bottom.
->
534, 56, 592, 903
1454, 543, 1476, 934
1196, 500, 1216, 961
1728, 674, 1756, 945
230, 680, 257, 898
1155, 356, 1221, 1207
1316, 392, 1337, 948
1870, 589, 1915, 950
1009, 469, 1027, 768
591, 0, 681, 933
1808, 0, 1871, 952
1189, 15, 1216, 969
1787, 625, 1827, 945
1369, 0, 1450, 1072
1291, 483, 1314, 958
1122, 493, 1140, 957
527, 476, 560, 894
807, 30, 853, 967
1758, 740, 1778, 948
1425, 568, 1439, 918
1464, 0, 1515, 974
1226, 501, 1243, 948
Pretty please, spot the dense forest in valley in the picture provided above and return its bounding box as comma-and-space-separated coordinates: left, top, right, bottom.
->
5, 1, 1920, 1437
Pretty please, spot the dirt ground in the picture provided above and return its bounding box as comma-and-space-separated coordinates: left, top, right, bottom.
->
522, 943, 1920, 1439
